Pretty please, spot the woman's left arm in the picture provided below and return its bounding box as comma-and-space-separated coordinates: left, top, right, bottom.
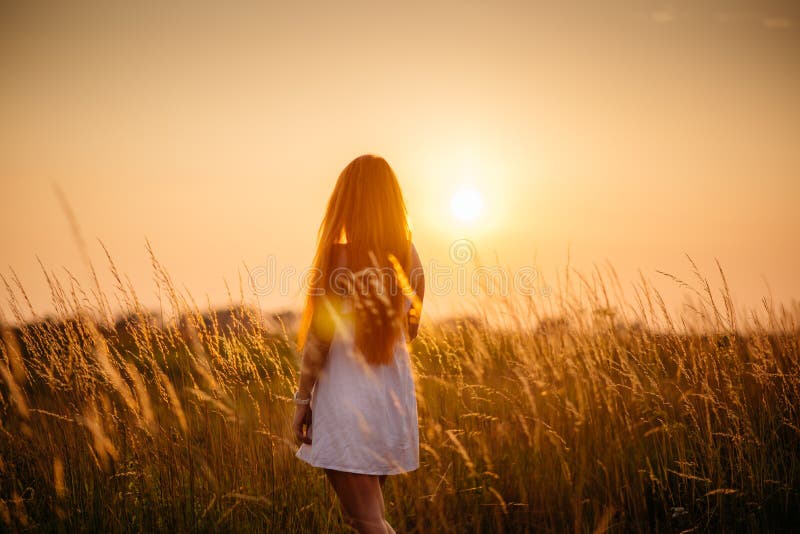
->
292, 330, 330, 445
297, 332, 329, 399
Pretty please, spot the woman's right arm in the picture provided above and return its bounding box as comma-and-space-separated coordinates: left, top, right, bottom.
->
407, 243, 425, 341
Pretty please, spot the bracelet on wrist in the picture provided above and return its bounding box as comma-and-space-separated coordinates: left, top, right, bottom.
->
293, 390, 311, 405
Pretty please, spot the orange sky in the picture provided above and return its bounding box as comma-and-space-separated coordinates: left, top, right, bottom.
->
2, 1, 799, 325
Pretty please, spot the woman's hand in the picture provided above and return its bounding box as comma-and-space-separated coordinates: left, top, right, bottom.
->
292, 404, 313, 445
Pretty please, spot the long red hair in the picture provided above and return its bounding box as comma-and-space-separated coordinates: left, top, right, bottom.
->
297, 154, 412, 365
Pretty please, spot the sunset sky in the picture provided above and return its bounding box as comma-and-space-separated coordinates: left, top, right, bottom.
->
2, 1, 798, 324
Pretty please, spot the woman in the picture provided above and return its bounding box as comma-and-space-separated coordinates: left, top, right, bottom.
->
292, 154, 425, 534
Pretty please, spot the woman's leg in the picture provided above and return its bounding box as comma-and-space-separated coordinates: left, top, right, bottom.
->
377, 476, 395, 534
324, 469, 394, 534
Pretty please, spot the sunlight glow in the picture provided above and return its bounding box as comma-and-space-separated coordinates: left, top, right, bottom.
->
450, 187, 483, 222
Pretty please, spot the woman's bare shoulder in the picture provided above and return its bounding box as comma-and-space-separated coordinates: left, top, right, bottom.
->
410, 241, 421, 264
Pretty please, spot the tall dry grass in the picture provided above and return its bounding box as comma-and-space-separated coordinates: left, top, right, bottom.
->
1, 243, 799, 533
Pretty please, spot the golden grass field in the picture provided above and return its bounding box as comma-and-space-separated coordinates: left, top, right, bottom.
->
1, 245, 798, 533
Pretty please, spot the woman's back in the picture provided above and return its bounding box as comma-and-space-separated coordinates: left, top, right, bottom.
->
291, 154, 422, 533
295, 243, 420, 475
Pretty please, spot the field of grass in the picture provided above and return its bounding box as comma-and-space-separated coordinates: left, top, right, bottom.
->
1, 246, 798, 532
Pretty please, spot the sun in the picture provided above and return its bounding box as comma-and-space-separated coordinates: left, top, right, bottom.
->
450, 187, 483, 223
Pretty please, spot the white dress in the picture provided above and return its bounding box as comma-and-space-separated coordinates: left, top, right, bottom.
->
295, 293, 420, 475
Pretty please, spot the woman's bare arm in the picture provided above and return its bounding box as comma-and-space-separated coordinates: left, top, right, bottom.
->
293, 312, 332, 443
293, 296, 335, 444
297, 331, 329, 398
296, 295, 338, 398
407, 243, 425, 341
